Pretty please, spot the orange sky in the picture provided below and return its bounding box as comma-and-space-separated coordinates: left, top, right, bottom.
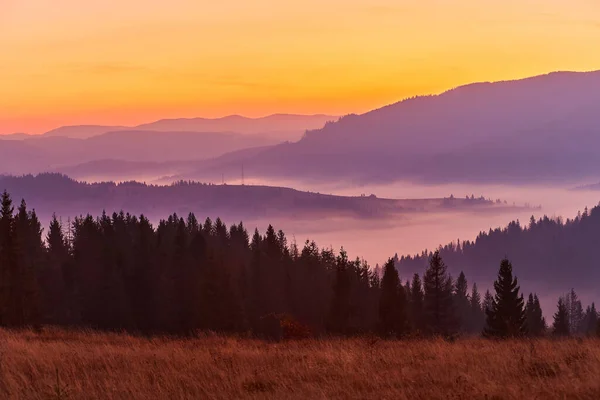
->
1, 0, 600, 134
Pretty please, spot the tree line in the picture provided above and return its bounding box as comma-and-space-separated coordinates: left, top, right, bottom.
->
398, 205, 600, 291
0, 190, 597, 339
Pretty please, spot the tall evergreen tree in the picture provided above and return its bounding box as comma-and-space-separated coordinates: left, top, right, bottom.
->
525, 293, 545, 336
42, 214, 70, 325
482, 290, 493, 314
0, 191, 15, 326
453, 271, 470, 333
564, 289, 583, 335
6, 199, 42, 327
581, 303, 598, 336
553, 297, 570, 336
423, 251, 455, 336
409, 273, 425, 333
327, 249, 352, 334
469, 283, 485, 334
533, 295, 546, 334
484, 259, 526, 338
378, 258, 408, 337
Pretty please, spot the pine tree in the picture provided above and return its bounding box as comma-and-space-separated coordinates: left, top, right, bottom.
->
378, 258, 408, 337
423, 251, 455, 336
403, 280, 411, 298
565, 289, 583, 335
581, 303, 598, 336
42, 214, 69, 324
369, 266, 381, 289
186, 213, 199, 235
0, 191, 14, 326
409, 273, 425, 333
588, 303, 598, 335
19, 201, 43, 328
525, 293, 545, 336
553, 298, 570, 336
533, 295, 546, 334
453, 271, 470, 333
484, 258, 526, 338
482, 290, 493, 314
469, 283, 485, 334
327, 249, 353, 334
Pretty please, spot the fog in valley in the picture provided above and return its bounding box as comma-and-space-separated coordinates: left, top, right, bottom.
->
18, 173, 600, 314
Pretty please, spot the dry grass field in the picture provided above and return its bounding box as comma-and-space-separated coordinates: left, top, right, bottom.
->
0, 328, 599, 399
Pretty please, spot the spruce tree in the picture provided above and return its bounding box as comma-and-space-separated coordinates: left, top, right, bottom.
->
588, 303, 598, 335
13, 200, 43, 328
378, 258, 407, 337
484, 258, 526, 338
43, 214, 69, 324
409, 273, 424, 333
0, 191, 14, 326
423, 251, 455, 336
533, 295, 546, 334
565, 289, 583, 335
553, 298, 570, 336
369, 266, 381, 289
482, 290, 493, 314
453, 271, 470, 332
469, 283, 485, 333
327, 250, 352, 334
525, 293, 545, 336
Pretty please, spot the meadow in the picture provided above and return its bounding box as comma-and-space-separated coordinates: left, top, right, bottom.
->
1, 328, 599, 399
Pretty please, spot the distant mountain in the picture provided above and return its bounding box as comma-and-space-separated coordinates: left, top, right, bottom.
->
0, 133, 33, 140
54, 159, 191, 183
0, 173, 526, 224
181, 71, 600, 184
57, 145, 279, 183
0, 140, 55, 173
0, 115, 335, 178
43, 125, 128, 139
135, 114, 337, 141
82, 130, 277, 163
37, 114, 336, 142
0, 131, 277, 175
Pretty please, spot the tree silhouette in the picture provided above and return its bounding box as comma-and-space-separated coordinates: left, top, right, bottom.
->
553, 298, 570, 337
378, 258, 408, 337
525, 293, 545, 337
423, 251, 455, 336
484, 259, 526, 338
564, 289, 583, 335
1, 189, 597, 339
469, 283, 485, 333
453, 271, 470, 333
0, 191, 15, 326
327, 249, 352, 334
41, 215, 69, 325
409, 273, 425, 333
581, 303, 598, 336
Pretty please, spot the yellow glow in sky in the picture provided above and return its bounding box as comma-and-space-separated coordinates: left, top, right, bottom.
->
1, 0, 600, 133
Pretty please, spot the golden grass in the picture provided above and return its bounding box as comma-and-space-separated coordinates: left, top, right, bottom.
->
0, 328, 599, 399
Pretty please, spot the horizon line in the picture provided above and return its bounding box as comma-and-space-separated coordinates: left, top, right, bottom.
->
4, 68, 600, 136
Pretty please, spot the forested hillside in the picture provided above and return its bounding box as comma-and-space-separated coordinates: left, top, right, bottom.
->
0, 173, 523, 223
397, 204, 600, 290
0, 190, 597, 339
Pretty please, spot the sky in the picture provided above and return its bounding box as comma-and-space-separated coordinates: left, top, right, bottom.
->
1, 0, 600, 134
